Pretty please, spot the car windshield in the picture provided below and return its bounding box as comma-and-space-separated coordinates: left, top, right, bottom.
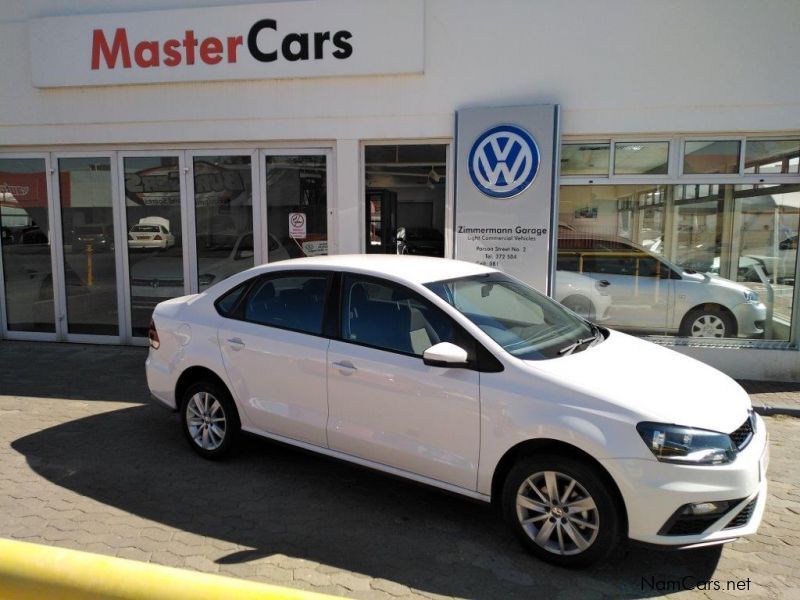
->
77, 226, 103, 234
131, 225, 160, 233
425, 272, 600, 360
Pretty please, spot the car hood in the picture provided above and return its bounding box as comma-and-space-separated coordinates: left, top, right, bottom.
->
526, 330, 751, 433
681, 270, 749, 293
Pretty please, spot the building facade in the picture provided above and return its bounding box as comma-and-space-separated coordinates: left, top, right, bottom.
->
1, 0, 799, 380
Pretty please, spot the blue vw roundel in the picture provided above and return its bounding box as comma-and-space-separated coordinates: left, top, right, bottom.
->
468, 125, 540, 198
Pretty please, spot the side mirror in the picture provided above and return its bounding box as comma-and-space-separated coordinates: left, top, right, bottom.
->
423, 342, 470, 368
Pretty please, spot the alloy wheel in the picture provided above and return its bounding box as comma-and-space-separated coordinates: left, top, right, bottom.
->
185, 391, 227, 451
515, 470, 600, 556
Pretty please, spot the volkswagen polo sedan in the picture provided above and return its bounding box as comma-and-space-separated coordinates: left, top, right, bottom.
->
146, 255, 768, 567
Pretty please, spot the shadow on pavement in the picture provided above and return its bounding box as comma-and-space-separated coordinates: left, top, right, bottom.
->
11, 402, 723, 599
0, 341, 148, 402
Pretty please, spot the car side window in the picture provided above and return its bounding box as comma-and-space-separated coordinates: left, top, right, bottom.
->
242, 273, 329, 335
341, 275, 460, 357
215, 282, 248, 317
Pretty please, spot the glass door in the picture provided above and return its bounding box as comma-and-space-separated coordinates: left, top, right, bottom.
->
0, 155, 58, 338
187, 151, 257, 294
119, 153, 188, 338
261, 151, 332, 262
53, 154, 122, 340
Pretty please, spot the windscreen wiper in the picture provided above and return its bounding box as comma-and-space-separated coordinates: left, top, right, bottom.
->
558, 326, 603, 356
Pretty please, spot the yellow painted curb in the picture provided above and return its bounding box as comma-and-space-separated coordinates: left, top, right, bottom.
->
0, 538, 341, 600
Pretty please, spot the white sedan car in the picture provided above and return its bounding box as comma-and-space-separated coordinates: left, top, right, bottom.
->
128, 223, 175, 250
146, 255, 767, 567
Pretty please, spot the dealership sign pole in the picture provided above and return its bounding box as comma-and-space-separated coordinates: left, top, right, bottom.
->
454, 105, 560, 294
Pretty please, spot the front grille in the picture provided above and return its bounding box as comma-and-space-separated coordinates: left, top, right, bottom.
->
724, 497, 758, 530
730, 415, 755, 450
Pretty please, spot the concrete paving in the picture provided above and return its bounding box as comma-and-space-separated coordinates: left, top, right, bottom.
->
0, 340, 798, 599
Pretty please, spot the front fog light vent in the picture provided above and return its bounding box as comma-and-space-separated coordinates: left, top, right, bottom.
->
683, 501, 729, 516
658, 498, 744, 536
724, 496, 758, 530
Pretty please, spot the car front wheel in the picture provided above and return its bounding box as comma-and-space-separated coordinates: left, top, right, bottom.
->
679, 305, 736, 338
502, 455, 622, 567
180, 380, 240, 459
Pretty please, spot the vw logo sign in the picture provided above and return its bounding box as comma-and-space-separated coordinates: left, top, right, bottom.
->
468, 125, 540, 198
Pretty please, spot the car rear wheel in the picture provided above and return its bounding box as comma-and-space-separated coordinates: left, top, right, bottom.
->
560, 295, 595, 321
502, 455, 622, 567
679, 305, 736, 338
180, 380, 240, 459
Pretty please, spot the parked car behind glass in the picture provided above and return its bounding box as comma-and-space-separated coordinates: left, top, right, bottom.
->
557, 235, 766, 338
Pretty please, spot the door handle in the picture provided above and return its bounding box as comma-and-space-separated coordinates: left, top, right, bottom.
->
597, 279, 610, 288
227, 337, 245, 350
332, 360, 357, 374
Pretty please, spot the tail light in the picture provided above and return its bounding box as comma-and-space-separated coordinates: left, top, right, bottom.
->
148, 319, 160, 349
153, 234, 163, 241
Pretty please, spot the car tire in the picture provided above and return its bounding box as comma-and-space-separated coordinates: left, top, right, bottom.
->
180, 379, 240, 460
560, 295, 596, 321
679, 305, 737, 338
502, 455, 622, 567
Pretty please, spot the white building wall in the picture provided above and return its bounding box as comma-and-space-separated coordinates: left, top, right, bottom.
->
1, 0, 799, 379
1, 0, 799, 146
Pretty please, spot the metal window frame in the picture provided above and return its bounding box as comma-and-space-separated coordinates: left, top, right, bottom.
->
359, 139, 453, 256
185, 149, 260, 294
116, 150, 188, 345
51, 151, 123, 344
258, 146, 335, 265
0, 152, 59, 342
559, 133, 800, 350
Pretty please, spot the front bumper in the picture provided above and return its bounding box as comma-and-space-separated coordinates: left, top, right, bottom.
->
732, 301, 767, 337
129, 239, 167, 249
601, 414, 768, 547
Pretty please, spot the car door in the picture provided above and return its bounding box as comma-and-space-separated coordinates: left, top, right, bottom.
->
580, 240, 673, 333
217, 270, 331, 447
326, 274, 481, 490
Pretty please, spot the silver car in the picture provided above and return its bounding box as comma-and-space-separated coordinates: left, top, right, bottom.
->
557, 235, 766, 338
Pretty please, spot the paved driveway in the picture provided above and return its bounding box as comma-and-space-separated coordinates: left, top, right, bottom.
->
0, 341, 797, 599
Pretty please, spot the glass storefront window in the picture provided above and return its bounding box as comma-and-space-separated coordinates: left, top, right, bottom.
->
58, 157, 118, 335
265, 155, 328, 261
557, 184, 798, 341
193, 155, 254, 291
0, 158, 55, 332
364, 144, 446, 256
683, 140, 741, 175
560, 143, 610, 176
613, 142, 669, 175
124, 156, 184, 337
744, 140, 800, 175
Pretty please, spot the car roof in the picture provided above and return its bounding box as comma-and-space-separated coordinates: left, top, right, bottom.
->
247, 254, 496, 285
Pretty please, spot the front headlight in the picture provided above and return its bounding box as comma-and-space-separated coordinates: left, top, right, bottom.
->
636, 422, 737, 465
744, 289, 759, 303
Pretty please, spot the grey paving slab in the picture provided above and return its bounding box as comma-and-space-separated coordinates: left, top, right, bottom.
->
0, 339, 798, 599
